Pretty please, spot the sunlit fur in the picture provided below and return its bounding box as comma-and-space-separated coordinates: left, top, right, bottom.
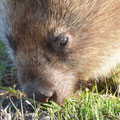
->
1, 0, 120, 104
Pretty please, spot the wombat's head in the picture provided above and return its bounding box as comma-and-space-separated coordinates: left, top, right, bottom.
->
3, 0, 120, 104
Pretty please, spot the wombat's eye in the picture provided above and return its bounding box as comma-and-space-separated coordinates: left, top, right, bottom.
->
49, 33, 70, 55
56, 35, 69, 48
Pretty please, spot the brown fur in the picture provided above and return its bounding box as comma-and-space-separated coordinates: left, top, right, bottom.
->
1, 0, 120, 104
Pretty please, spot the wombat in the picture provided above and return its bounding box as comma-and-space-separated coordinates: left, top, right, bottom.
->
0, 0, 120, 104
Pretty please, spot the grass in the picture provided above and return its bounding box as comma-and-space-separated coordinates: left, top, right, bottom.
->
0, 40, 120, 120
0, 41, 8, 86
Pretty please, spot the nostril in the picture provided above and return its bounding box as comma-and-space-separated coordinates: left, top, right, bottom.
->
38, 88, 55, 97
37, 88, 55, 103
48, 91, 56, 102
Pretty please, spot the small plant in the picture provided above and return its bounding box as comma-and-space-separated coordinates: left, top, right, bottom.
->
0, 41, 8, 86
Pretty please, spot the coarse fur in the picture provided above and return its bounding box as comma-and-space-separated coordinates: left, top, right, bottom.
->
1, 0, 120, 104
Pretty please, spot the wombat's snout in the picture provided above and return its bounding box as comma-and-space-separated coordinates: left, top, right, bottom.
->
22, 83, 55, 102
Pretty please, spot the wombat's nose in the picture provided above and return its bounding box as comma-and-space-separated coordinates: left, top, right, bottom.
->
22, 83, 55, 102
